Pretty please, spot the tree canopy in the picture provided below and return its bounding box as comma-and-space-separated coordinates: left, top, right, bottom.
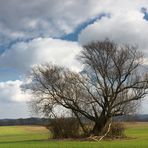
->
23, 40, 148, 136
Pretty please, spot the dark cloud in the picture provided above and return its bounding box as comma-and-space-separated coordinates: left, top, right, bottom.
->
0, 0, 102, 47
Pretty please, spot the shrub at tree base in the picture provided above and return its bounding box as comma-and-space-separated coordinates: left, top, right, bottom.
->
47, 117, 80, 139
47, 118, 125, 139
107, 122, 125, 138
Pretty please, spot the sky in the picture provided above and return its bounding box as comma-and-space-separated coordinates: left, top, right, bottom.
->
0, 0, 148, 119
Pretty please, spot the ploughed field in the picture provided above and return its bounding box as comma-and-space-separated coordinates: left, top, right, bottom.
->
0, 122, 147, 147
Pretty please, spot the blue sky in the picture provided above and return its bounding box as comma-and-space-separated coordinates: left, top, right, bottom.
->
61, 13, 109, 41
0, 0, 148, 118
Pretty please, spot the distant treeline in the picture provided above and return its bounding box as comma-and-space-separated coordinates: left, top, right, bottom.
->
0, 118, 49, 126
0, 114, 148, 126
114, 114, 148, 122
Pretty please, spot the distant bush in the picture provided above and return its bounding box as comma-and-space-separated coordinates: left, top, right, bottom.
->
47, 117, 80, 138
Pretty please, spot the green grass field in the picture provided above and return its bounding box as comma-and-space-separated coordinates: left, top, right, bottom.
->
0, 122, 147, 147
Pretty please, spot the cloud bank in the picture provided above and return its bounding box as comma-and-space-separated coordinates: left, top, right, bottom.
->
0, 0, 148, 117
0, 0, 103, 47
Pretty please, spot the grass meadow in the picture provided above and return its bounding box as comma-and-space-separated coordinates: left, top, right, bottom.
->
0, 122, 147, 147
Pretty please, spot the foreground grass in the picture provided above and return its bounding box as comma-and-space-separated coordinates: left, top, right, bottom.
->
0, 126, 48, 142
0, 123, 148, 147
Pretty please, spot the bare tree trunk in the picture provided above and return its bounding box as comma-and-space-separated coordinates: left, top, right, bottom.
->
91, 113, 110, 136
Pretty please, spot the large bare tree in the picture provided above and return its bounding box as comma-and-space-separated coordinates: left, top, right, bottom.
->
23, 40, 148, 136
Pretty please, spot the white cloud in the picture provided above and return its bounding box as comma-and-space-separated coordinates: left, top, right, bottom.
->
0, 79, 29, 119
79, 8, 148, 47
78, 2, 148, 62
0, 80, 31, 103
0, 38, 82, 72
